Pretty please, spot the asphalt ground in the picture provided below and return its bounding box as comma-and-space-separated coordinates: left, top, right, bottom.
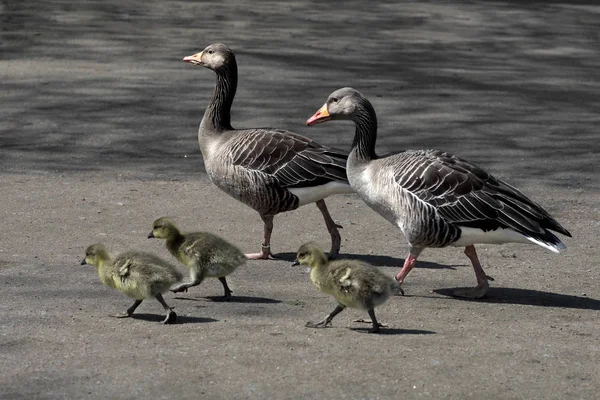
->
1, 1, 599, 399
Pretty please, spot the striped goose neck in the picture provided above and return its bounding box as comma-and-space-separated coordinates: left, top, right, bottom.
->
350, 102, 378, 161
202, 63, 238, 132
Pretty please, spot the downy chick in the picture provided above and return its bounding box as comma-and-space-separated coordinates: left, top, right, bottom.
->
148, 217, 246, 301
81, 244, 182, 324
293, 242, 400, 333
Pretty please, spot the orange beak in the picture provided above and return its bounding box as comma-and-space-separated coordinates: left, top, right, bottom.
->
306, 104, 330, 126
183, 51, 203, 65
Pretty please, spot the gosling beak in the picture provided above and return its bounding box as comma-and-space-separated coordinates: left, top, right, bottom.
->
291, 259, 300, 267
183, 51, 203, 66
306, 103, 330, 126
147, 231, 155, 239
80, 258, 87, 265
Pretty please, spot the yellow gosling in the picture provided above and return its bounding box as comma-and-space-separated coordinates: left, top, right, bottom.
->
81, 244, 182, 324
148, 217, 246, 301
293, 242, 400, 333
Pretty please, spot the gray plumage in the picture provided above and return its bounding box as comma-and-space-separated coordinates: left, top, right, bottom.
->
183, 43, 353, 259
307, 87, 571, 298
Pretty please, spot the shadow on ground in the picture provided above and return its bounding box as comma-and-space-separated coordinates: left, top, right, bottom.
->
130, 313, 218, 324
1, 1, 599, 191
434, 287, 600, 310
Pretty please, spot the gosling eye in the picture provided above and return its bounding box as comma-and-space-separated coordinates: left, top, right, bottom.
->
207, 49, 214, 54
331, 97, 339, 103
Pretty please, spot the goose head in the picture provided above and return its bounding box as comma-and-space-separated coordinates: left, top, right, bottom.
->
81, 243, 110, 268
293, 242, 328, 268
306, 87, 369, 126
183, 43, 235, 71
148, 217, 180, 240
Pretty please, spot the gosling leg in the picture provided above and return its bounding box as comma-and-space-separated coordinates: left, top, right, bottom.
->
453, 245, 494, 299
246, 214, 277, 260
367, 308, 383, 334
171, 268, 205, 293
155, 293, 177, 324
315, 199, 343, 259
306, 304, 345, 329
215, 277, 232, 302
113, 299, 142, 318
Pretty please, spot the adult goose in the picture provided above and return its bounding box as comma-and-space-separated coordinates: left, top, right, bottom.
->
183, 44, 353, 259
306, 87, 571, 298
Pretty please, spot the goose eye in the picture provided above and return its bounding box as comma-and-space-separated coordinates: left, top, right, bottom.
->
331, 97, 338, 103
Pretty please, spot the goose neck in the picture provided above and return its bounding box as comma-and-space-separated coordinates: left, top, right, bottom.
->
350, 104, 378, 161
201, 64, 237, 133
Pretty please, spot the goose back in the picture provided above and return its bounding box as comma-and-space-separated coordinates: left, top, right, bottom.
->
203, 127, 351, 215
350, 148, 571, 250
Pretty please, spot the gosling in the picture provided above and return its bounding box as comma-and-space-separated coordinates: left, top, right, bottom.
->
293, 242, 400, 333
148, 217, 246, 301
81, 244, 182, 324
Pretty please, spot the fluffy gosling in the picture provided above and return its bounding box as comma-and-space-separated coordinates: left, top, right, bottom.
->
293, 242, 400, 333
148, 217, 246, 301
81, 244, 182, 324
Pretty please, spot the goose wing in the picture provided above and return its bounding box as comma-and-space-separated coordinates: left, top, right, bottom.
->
392, 149, 571, 241
229, 128, 349, 188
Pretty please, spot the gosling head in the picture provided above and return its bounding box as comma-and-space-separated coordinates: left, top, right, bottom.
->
182, 43, 236, 71
292, 242, 328, 269
306, 87, 373, 125
148, 217, 180, 240
81, 243, 110, 268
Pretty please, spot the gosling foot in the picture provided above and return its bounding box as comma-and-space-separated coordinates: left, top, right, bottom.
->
452, 279, 491, 299
354, 318, 389, 328
306, 319, 331, 329
161, 310, 177, 324
112, 312, 132, 319
170, 285, 189, 294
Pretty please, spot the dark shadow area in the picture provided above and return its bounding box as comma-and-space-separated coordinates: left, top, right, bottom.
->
434, 287, 600, 310
174, 295, 281, 304
280, 251, 456, 270
205, 295, 282, 304
350, 327, 436, 335
0, 0, 598, 192
130, 313, 218, 324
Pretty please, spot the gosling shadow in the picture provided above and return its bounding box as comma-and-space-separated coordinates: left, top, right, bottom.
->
433, 287, 600, 310
173, 295, 281, 304
129, 313, 218, 324
350, 327, 436, 335
205, 295, 281, 304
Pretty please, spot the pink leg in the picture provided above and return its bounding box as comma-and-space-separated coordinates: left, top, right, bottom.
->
245, 214, 277, 260
395, 248, 423, 296
453, 245, 494, 299
315, 199, 342, 258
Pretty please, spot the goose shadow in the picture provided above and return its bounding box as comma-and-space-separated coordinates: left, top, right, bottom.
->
433, 287, 600, 310
278, 251, 455, 270
129, 313, 218, 324
173, 295, 281, 304
349, 327, 436, 335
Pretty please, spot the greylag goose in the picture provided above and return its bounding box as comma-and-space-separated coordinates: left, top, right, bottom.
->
306, 87, 572, 298
81, 244, 182, 324
293, 242, 400, 333
148, 217, 246, 301
183, 43, 353, 259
